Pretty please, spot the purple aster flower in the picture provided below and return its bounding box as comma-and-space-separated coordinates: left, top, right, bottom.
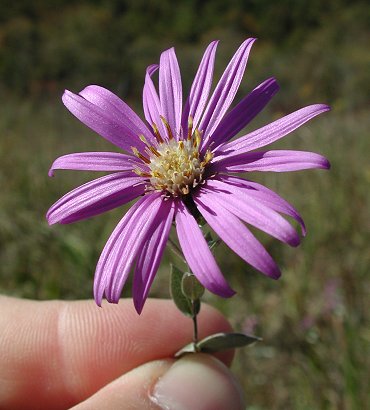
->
47, 39, 330, 313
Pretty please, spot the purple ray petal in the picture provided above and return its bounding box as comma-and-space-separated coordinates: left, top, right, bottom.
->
47, 172, 145, 225
79, 85, 155, 146
202, 178, 300, 247
133, 200, 175, 314
209, 77, 279, 149
159, 48, 182, 139
93, 196, 144, 305
94, 193, 163, 305
199, 38, 257, 151
175, 200, 235, 297
48, 152, 142, 176
214, 150, 330, 173
62, 90, 148, 154
217, 174, 306, 235
181, 41, 218, 133
194, 191, 281, 279
214, 104, 330, 157
142, 64, 167, 141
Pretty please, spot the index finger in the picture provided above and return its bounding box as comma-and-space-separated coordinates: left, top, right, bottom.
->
0, 296, 232, 409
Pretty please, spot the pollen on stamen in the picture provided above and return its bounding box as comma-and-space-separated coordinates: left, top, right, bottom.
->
187, 116, 193, 140
131, 147, 151, 164
160, 116, 174, 140
194, 129, 202, 148
139, 134, 149, 145
133, 118, 213, 197
149, 146, 161, 157
133, 168, 152, 178
152, 123, 164, 144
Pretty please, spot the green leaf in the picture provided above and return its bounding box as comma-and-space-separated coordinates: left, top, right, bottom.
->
170, 264, 192, 317
197, 332, 262, 353
174, 342, 198, 358
181, 272, 205, 300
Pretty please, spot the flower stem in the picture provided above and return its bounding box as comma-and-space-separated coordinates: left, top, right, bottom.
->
191, 300, 199, 346
168, 236, 186, 264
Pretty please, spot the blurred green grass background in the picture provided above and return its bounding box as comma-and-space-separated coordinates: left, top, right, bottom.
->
0, 1, 369, 408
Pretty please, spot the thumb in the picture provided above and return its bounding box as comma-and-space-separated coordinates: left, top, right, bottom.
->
72, 353, 245, 410
151, 353, 245, 410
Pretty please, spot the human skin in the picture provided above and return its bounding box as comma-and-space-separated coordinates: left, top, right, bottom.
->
0, 296, 243, 409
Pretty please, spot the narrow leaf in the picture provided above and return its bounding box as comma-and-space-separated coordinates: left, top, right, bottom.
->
197, 332, 262, 353
170, 264, 192, 316
181, 272, 205, 301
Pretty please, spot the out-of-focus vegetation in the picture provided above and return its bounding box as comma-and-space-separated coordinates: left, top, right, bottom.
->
1, 0, 369, 109
0, 1, 369, 409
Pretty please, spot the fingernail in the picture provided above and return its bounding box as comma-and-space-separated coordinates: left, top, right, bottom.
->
150, 353, 245, 410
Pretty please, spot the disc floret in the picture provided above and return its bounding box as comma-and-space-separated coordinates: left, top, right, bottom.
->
133, 118, 213, 197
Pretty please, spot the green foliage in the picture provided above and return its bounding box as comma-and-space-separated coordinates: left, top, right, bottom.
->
181, 272, 204, 301
175, 332, 261, 357
170, 264, 193, 317
0, 0, 369, 110
196, 332, 261, 353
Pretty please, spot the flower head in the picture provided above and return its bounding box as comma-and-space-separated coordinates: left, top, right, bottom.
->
47, 39, 330, 313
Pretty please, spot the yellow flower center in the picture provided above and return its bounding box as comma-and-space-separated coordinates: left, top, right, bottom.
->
132, 118, 213, 197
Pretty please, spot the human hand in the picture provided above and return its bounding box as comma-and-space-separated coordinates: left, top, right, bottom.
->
0, 296, 245, 409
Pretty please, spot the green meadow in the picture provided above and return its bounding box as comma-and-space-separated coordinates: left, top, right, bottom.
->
1, 1, 369, 408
